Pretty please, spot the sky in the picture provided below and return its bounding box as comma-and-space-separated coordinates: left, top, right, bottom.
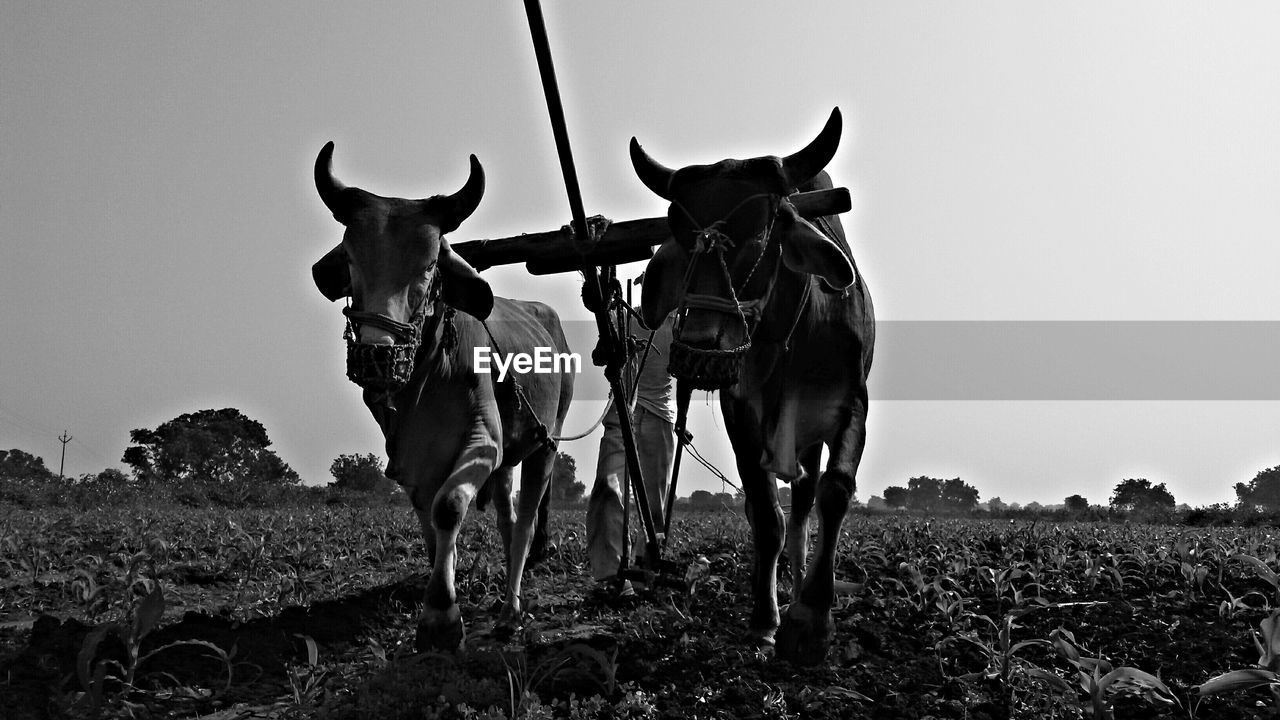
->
3, 2, 1279, 508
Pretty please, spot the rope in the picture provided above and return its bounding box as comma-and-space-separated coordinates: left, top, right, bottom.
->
685, 437, 741, 494
549, 392, 613, 441
476, 317, 617, 445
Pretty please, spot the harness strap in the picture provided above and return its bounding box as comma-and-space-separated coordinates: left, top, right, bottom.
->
478, 319, 555, 449
343, 307, 420, 343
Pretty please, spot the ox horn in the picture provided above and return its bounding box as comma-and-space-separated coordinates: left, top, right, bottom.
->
314, 141, 354, 219
428, 155, 485, 234
629, 137, 675, 200
781, 108, 842, 189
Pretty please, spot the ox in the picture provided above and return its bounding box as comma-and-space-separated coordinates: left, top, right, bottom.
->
630, 108, 874, 665
311, 143, 574, 651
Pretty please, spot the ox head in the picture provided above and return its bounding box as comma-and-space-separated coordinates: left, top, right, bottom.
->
313, 142, 493, 393
630, 108, 855, 389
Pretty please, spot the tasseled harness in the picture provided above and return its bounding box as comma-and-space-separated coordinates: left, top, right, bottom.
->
341, 258, 446, 405
339, 263, 552, 452
667, 193, 813, 390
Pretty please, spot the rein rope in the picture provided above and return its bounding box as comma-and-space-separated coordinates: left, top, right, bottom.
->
475, 318, 597, 447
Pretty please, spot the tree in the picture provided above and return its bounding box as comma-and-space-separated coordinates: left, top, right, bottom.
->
690, 490, 716, 509
1236, 466, 1280, 511
987, 496, 1007, 514
882, 486, 908, 509
906, 476, 976, 513
1065, 495, 1089, 514
941, 478, 979, 513
122, 408, 299, 485
550, 451, 586, 504
905, 476, 944, 512
1109, 478, 1175, 512
89, 468, 129, 485
0, 449, 55, 481
330, 453, 396, 493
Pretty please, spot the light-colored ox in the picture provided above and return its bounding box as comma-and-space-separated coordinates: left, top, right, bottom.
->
630, 108, 874, 665
311, 143, 574, 651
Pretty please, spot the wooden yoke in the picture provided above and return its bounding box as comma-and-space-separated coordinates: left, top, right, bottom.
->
450, 186, 852, 274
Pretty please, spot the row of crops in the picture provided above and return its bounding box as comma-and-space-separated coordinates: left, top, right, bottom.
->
4, 505, 1280, 718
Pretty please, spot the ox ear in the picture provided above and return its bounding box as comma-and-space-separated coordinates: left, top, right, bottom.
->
777, 202, 855, 290
640, 239, 690, 329
312, 244, 351, 301
438, 238, 494, 320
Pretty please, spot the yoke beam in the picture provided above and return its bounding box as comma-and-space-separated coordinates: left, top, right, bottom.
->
450, 187, 852, 274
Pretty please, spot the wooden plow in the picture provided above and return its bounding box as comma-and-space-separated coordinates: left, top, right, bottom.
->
482, 0, 852, 584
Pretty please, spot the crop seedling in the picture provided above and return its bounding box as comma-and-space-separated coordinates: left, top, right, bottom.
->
1232, 554, 1280, 606
1049, 628, 1179, 719
1193, 608, 1280, 713
74, 581, 235, 715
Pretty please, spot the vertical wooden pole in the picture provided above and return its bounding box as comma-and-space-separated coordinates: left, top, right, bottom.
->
521, 0, 662, 564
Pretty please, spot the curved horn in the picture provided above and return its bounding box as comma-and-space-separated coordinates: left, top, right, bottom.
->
781, 108, 842, 189
314, 141, 350, 218
431, 154, 485, 234
629, 137, 676, 200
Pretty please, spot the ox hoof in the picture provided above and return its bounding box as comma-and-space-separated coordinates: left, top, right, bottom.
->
495, 600, 527, 634
746, 626, 778, 648
775, 603, 833, 666
416, 605, 466, 653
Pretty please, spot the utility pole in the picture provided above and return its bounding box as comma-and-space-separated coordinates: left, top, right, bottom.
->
58, 430, 72, 481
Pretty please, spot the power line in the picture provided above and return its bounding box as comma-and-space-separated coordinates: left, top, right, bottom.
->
0, 403, 122, 473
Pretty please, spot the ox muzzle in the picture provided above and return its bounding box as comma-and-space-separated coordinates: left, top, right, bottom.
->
666, 197, 783, 391
342, 306, 427, 394
668, 338, 750, 391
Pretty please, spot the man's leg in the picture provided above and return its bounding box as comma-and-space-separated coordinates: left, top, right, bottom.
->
586, 408, 624, 580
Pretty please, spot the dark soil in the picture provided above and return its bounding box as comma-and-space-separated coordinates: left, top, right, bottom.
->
3, 513, 1277, 719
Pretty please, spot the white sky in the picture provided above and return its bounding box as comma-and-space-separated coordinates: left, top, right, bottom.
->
3, 2, 1279, 507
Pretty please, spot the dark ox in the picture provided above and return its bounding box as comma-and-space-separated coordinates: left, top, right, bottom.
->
631, 108, 874, 665
311, 143, 574, 651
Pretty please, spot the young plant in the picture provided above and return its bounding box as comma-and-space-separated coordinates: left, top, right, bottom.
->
1232, 554, 1280, 606
75, 582, 234, 714
1193, 608, 1280, 713
1050, 629, 1179, 719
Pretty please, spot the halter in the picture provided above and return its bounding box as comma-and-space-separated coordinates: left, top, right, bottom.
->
341, 260, 443, 398
667, 193, 785, 390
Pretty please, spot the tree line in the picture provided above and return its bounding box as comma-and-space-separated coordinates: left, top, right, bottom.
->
3, 406, 1280, 524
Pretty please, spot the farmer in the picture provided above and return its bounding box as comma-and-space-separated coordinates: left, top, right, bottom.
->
586, 293, 677, 583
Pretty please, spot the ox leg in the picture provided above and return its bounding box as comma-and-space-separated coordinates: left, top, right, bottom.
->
409, 491, 439, 566
488, 468, 517, 565
527, 479, 552, 566
785, 445, 822, 596
730, 430, 785, 646
498, 443, 556, 626
414, 430, 500, 653
776, 401, 866, 666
